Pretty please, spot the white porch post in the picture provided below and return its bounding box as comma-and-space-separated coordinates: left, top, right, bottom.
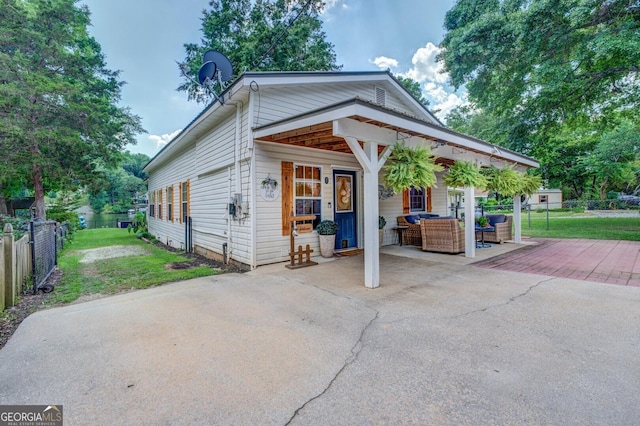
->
334, 118, 393, 288
343, 136, 382, 289
363, 141, 379, 288
464, 186, 476, 258
513, 195, 522, 243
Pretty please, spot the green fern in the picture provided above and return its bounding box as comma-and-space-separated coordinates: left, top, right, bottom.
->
444, 160, 487, 189
383, 142, 443, 193
520, 173, 542, 196
483, 165, 523, 197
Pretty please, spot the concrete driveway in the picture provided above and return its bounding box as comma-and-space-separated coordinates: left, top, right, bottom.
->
0, 252, 639, 425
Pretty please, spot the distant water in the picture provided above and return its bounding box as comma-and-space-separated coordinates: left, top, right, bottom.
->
80, 212, 132, 229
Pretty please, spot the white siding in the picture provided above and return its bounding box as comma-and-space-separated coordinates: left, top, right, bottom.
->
254, 142, 361, 266
147, 144, 196, 250
253, 82, 426, 127
147, 105, 254, 266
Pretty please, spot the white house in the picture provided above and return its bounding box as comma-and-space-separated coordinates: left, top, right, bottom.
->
143, 71, 538, 288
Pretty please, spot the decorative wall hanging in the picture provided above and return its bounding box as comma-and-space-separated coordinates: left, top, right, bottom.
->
335, 174, 353, 212
260, 174, 280, 201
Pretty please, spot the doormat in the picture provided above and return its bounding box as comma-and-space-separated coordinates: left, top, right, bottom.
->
335, 249, 364, 257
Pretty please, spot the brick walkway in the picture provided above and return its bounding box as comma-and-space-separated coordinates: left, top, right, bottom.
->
473, 239, 640, 287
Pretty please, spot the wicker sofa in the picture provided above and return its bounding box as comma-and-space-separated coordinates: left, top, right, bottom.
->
420, 218, 465, 254
396, 214, 441, 246
476, 214, 513, 244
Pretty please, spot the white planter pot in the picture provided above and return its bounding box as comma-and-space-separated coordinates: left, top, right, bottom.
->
379, 229, 384, 247
318, 234, 336, 258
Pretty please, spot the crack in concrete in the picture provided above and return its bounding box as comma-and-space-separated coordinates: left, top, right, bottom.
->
451, 276, 556, 318
285, 310, 379, 425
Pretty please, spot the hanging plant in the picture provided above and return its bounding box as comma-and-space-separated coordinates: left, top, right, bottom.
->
483, 165, 523, 197
383, 141, 443, 193
520, 173, 542, 196
443, 160, 487, 189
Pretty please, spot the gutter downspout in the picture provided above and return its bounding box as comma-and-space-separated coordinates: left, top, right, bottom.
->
227, 166, 232, 264
248, 89, 257, 269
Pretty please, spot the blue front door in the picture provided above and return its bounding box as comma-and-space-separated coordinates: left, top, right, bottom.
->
333, 170, 357, 249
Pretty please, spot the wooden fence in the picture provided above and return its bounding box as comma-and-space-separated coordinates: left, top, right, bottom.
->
1, 225, 32, 311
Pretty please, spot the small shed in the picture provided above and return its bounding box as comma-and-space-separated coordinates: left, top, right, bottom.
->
528, 189, 563, 210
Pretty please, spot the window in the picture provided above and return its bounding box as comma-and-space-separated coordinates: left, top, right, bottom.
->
167, 185, 173, 221
149, 191, 155, 218
158, 188, 163, 219
539, 194, 548, 203
294, 165, 322, 228
181, 181, 189, 223
409, 186, 425, 211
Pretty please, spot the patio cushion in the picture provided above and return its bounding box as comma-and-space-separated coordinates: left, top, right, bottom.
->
405, 215, 420, 224
477, 215, 513, 244
419, 213, 439, 219
487, 214, 506, 226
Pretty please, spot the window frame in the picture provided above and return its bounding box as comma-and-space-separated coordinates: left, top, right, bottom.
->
181, 181, 189, 223
149, 190, 155, 218
409, 186, 426, 212
167, 185, 173, 222
294, 164, 322, 228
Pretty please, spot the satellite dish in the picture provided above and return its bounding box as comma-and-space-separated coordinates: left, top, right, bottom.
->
203, 50, 234, 82
198, 61, 217, 85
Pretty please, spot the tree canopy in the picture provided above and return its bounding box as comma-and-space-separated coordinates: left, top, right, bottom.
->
178, 0, 341, 103
439, 0, 640, 199
0, 0, 144, 218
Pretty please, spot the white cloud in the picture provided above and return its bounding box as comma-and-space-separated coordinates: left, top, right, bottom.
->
381, 42, 468, 121
148, 129, 182, 149
405, 42, 448, 85
321, 0, 348, 15
371, 56, 398, 70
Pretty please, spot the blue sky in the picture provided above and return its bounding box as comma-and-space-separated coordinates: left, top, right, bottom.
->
81, 0, 463, 157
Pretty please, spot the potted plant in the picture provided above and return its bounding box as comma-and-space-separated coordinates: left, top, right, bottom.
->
378, 216, 386, 247
476, 215, 490, 228
316, 220, 338, 258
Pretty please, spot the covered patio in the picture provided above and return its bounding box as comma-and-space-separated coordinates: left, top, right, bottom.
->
254, 98, 539, 288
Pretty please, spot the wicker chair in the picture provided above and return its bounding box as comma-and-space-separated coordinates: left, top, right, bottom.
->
420, 219, 465, 254
477, 215, 513, 244
396, 216, 422, 246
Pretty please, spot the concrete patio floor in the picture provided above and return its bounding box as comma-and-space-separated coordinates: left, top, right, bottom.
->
0, 241, 638, 425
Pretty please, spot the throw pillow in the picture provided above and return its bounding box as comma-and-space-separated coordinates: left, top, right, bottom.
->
405, 215, 420, 224
487, 214, 506, 226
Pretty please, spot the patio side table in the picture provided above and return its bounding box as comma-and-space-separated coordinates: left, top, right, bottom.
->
393, 226, 409, 246
475, 225, 494, 248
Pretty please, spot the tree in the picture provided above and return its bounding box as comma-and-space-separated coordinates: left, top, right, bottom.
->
439, 0, 640, 199
88, 166, 146, 214
121, 151, 150, 180
439, 0, 640, 130
0, 0, 144, 219
580, 120, 640, 199
395, 75, 430, 107
178, 0, 341, 102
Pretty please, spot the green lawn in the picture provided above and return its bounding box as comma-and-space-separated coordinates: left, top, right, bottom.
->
521, 217, 640, 241
52, 228, 219, 304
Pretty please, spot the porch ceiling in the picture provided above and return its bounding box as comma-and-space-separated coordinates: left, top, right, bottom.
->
253, 98, 538, 168
257, 115, 439, 154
